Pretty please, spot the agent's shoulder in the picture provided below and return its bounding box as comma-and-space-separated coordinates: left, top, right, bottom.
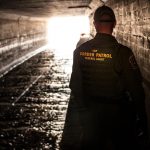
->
118, 43, 133, 55
76, 39, 94, 51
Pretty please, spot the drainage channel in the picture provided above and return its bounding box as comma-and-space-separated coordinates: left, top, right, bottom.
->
0, 49, 71, 150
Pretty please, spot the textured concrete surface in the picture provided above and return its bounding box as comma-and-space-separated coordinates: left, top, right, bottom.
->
0, 0, 101, 18
107, 0, 150, 83
0, 49, 71, 149
0, 18, 47, 76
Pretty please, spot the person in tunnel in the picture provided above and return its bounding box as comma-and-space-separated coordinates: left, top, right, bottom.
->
60, 5, 148, 150
76, 33, 93, 48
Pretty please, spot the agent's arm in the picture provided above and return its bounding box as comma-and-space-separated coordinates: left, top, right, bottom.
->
69, 49, 84, 107
121, 47, 148, 138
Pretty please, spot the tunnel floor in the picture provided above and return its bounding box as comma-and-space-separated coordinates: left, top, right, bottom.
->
0, 49, 71, 150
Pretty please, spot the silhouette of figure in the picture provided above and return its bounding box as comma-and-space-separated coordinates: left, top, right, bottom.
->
60, 5, 148, 150
76, 33, 93, 48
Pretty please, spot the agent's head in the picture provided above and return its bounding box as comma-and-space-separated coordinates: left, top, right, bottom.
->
93, 5, 116, 34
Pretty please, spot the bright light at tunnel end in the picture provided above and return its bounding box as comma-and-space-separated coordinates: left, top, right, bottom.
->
46, 16, 90, 58
101, 0, 108, 2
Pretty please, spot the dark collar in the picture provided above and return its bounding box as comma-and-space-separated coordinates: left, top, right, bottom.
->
94, 33, 118, 44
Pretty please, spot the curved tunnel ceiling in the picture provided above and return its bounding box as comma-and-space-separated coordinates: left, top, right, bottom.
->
0, 0, 103, 19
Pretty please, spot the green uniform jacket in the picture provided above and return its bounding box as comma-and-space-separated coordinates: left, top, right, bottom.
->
70, 33, 147, 127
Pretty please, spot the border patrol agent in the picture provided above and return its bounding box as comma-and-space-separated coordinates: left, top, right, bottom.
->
61, 5, 148, 150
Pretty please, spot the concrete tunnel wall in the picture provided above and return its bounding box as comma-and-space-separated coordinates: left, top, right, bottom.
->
0, 15, 47, 77
107, 0, 150, 83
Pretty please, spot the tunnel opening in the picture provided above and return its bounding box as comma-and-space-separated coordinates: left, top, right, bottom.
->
47, 16, 90, 59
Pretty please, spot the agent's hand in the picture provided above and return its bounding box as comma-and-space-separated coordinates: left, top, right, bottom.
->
136, 114, 148, 141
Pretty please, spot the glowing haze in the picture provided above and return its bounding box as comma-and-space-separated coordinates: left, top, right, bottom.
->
47, 16, 90, 58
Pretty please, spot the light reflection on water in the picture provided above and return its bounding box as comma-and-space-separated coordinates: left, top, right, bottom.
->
0, 49, 72, 149
51, 47, 73, 81
44, 50, 72, 150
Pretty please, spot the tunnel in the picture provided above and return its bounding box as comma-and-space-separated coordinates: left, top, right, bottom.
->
0, 0, 150, 149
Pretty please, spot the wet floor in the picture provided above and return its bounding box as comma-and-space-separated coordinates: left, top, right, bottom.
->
0, 49, 72, 149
